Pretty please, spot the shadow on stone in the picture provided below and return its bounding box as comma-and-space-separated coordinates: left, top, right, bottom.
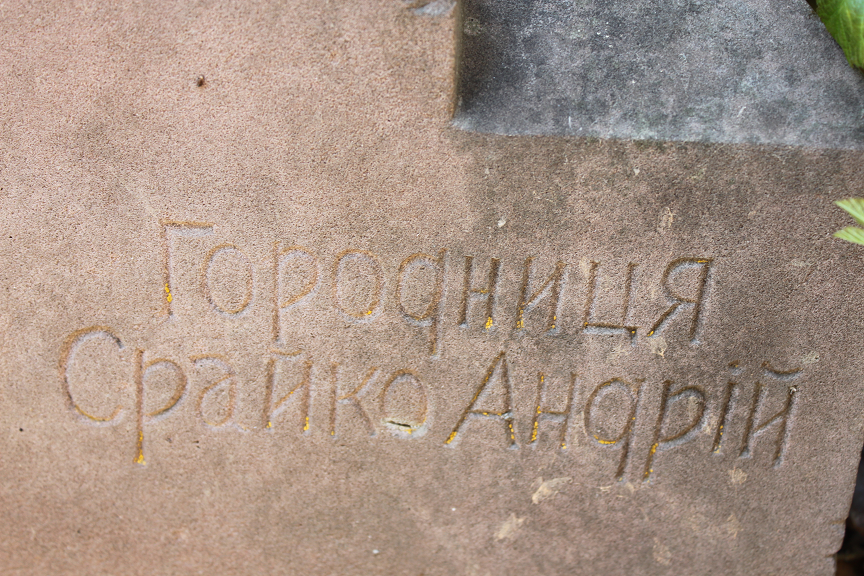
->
838, 446, 864, 575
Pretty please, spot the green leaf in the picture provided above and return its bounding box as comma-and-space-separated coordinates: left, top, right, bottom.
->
836, 197, 864, 225
817, 0, 864, 69
834, 226, 864, 244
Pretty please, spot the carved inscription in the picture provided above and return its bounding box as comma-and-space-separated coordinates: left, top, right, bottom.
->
265, 350, 312, 433
203, 244, 254, 317
61, 327, 125, 424
380, 370, 428, 436
529, 372, 577, 450
584, 378, 642, 480
193, 356, 237, 429
60, 221, 809, 483
458, 256, 500, 331
333, 249, 384, 322
647, 258, 712, 343
739, 364, 800, 466
396, 251, 446, 357
330, 365, 379, 437
162, 221, 214, 318
516, 258, 566, 333
643, 381, 705, 481
583, 261, 638, 341
445, 353, 517, 448
157, 222, 714, 351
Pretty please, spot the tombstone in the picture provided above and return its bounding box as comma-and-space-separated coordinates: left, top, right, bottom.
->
2, 1, 864, 575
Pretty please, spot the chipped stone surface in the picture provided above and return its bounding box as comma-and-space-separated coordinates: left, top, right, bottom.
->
531, 476, 573, 504
455, 0, 864, 148
1, 2, 864, 575
496, 513, 527, 540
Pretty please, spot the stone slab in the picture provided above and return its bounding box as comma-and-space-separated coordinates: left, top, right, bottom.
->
1, 2, 864, 575
455, 0, 864, 148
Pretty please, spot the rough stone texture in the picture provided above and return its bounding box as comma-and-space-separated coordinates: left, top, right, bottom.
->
1, 2, 864, 576
455, 0, 864, 148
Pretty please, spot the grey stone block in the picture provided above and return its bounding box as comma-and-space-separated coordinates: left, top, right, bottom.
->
455, 0, 864, 148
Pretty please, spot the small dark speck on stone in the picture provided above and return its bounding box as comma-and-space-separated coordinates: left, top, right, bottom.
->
19, 428, 23, 432
196, 75, 206, 87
